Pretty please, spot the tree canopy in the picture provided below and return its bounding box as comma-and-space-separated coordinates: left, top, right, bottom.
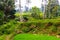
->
0, 0, 16, 25
45, 0, 59, 18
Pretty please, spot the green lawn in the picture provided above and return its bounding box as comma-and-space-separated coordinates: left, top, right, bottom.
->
13, 34, 60, 40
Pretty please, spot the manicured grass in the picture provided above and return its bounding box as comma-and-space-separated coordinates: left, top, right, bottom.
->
13, 34, 60, 40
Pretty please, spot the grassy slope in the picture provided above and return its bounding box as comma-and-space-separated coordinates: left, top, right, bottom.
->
13, 34, 60, 40
0, 35, 6, 40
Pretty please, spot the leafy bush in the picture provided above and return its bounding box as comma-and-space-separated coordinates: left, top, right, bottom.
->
0, 20, 17, 35
0, 19, 60, 35
0, 11, 4, 25
30, 7, 42, 19
40, 13, 44, 19
17, 19, 60, 34
54, 22, 60, 27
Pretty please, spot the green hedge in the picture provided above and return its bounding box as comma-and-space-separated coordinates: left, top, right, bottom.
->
17, 19, 60, 34
0, 20, 17, 35
0, 19, 60, 35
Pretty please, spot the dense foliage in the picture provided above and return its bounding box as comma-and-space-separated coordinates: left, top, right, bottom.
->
0, 0, 16, 25
0, 19, 60, 35
45, 0, 59, 18
30, 7, 42, 19
0, 0, 60, 40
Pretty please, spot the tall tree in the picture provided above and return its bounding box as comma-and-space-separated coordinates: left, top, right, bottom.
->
57, 6, 60, 16
0, 0, 16, 24
19, 0, 23, 22
41, 0, 48, 19
45, 0, 59, 18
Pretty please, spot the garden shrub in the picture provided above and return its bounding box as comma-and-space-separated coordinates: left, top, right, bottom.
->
54, 22, 60, 27
0, 20, 17, 35
44, 22, 53, 29
17, 19, 60, 34
30, 7, 41, 19
0, 19, 60, 35
22, 27, 30, 33
0, 11, 4, 25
